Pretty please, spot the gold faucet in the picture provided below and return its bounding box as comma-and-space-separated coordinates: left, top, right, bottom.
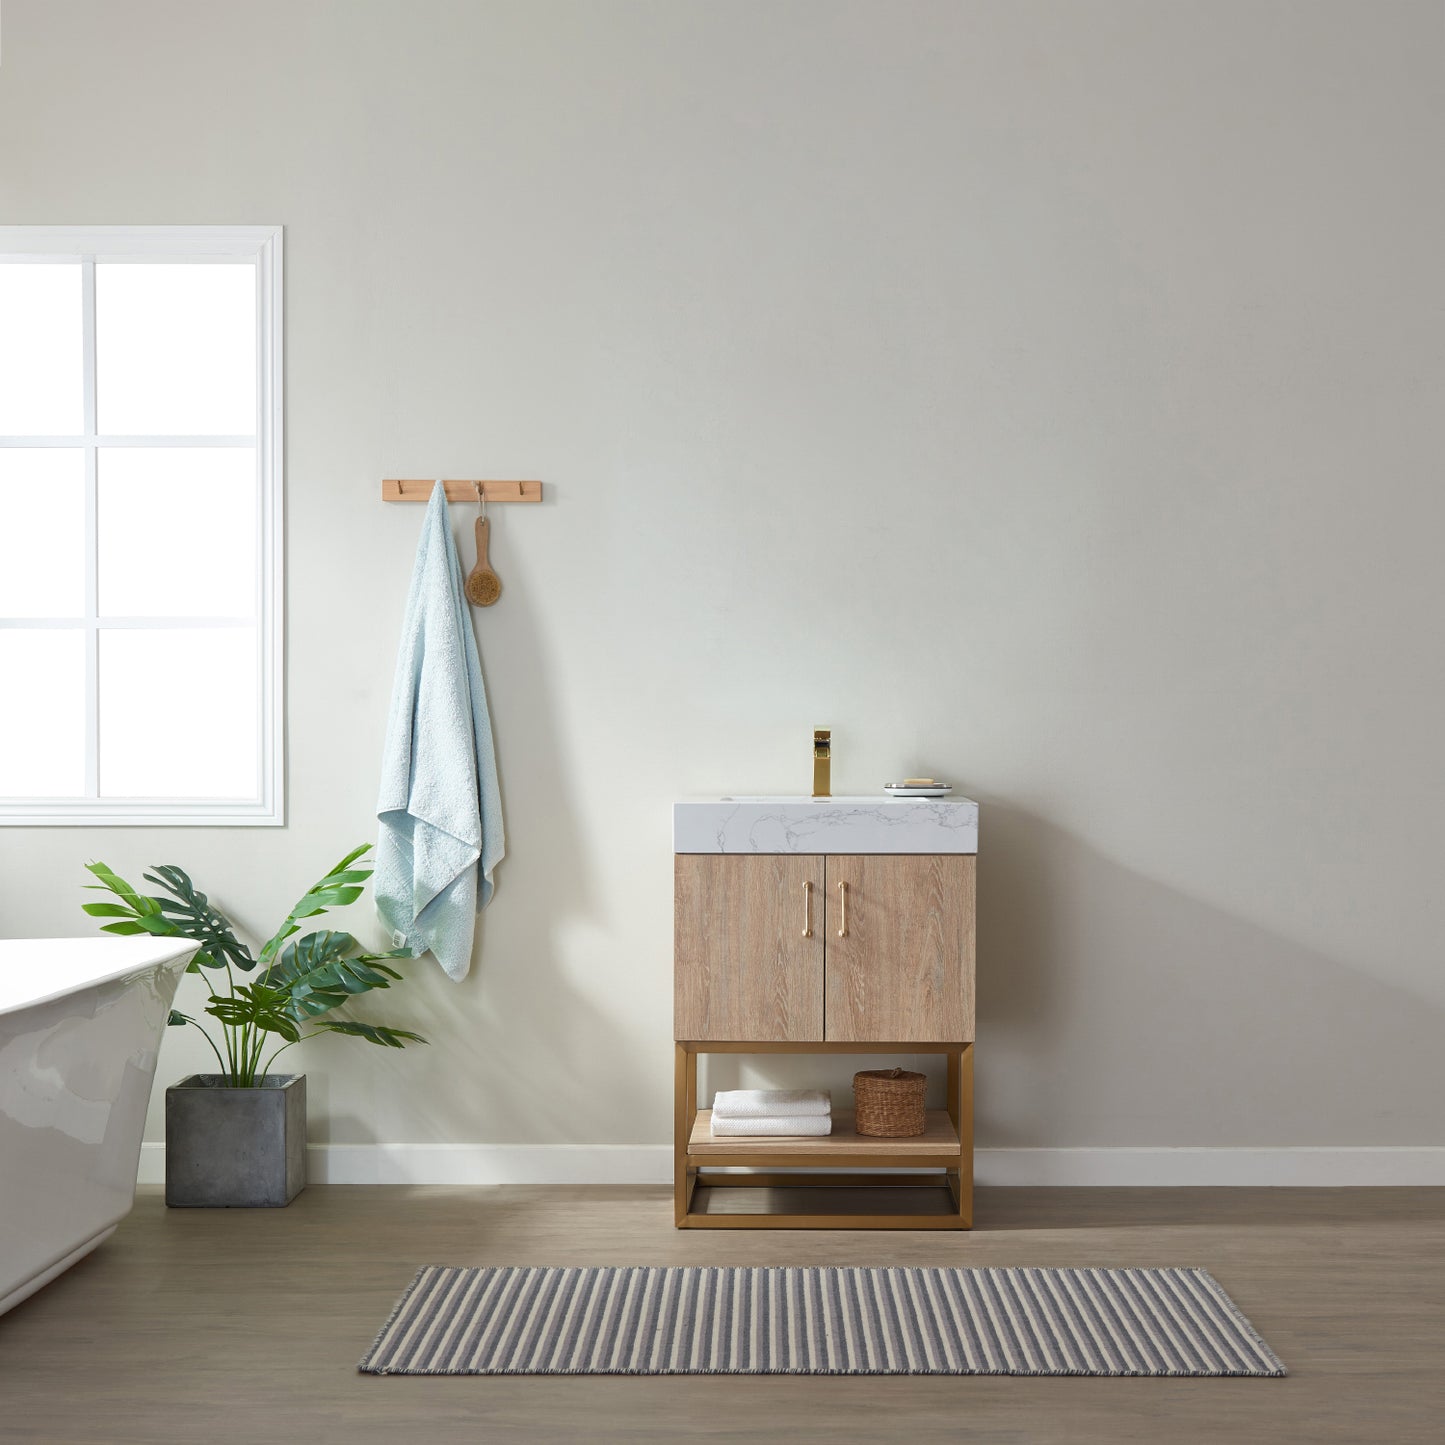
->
812, 729, 831, 798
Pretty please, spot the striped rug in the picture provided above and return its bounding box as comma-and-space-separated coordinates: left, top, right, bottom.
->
359, 1266, 1285, 1376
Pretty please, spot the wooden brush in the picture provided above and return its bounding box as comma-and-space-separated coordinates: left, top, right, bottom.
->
464, 517, 502, 607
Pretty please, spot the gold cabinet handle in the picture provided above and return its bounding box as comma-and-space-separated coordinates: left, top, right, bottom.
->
837, 880, 848, 937
802, 880, 813, 938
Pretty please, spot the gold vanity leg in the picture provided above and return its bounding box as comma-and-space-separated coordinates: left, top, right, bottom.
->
674, 1043, 699, 1226
954, 1044, 974, 1227
674, 1044, 688, 1226
686, 1047, 699, 1216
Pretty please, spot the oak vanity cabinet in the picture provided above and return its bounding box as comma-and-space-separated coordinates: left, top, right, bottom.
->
673, 855, 825, 1041
673, 853, 974, 1044
823, 854, 975, 1043
672, 796, 980, 1231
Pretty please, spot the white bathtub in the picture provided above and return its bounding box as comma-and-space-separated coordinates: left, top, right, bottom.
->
0, 937, 199, 1315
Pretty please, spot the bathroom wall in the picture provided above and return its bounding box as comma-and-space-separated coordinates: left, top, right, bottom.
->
2, 0, 1441, 1171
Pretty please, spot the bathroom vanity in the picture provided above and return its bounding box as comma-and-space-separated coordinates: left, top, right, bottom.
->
673, 796, 978, 1229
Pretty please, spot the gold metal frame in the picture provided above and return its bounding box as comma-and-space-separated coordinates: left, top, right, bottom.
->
674, 1040, 974, 1230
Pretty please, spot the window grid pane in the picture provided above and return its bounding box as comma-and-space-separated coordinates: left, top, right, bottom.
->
0, 450, 86, 616
97, 447, 258, 619
0, 630, 86, 797
0, 263, 83, 434
96, 262, 258, 435
98, 626, 258, 799
0, 235, 275, 819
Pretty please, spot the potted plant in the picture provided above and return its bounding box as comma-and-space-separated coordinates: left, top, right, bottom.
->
82, 844, 425, 1208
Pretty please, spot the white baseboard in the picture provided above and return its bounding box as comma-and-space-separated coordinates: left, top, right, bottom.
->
973, 1146, 1445, 1187
135, 1142, 671, 1186
136, 1142, 1445, 1188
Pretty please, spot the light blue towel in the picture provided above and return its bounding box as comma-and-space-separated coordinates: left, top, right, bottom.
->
375, 483, 504, 981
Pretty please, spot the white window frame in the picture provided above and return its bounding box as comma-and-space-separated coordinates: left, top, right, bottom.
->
0, 225, 284, 826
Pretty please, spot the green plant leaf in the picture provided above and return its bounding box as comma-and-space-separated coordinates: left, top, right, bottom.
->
142, 865, 254, 972
207, 983, 301, 1043
134, 913, 191, 937
259, 929, 410, 1024
84, 861, 196, 947
310, 1019, 427, 1048
84, 846, 425, 1081
256, 845, 374, 965
82, 861, 233, 972
331, 843, 373, 872
84, 861, 163, 916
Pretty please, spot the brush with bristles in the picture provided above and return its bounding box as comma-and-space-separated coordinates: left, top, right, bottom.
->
465, 516, 502, 607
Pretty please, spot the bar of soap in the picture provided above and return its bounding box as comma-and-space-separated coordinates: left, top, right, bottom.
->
902, 778, 936, 786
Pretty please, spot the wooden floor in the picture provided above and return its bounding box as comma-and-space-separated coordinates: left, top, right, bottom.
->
2, 1185, 1442, 1444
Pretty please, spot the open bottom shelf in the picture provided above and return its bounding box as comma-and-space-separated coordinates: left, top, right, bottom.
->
688, 1109, 961, 1169
675, 1043, 973, 1230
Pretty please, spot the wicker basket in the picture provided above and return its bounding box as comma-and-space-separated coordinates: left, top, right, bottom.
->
852, 1068, 927, 1137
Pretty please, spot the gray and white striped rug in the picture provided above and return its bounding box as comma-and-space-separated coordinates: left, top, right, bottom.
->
359, 1266, 1285, 1376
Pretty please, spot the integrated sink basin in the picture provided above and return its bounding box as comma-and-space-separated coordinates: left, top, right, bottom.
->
719, 794, 893, 803
674, 795, 978, 855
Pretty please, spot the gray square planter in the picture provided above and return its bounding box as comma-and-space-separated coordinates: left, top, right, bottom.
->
165, 1073, 307, 1208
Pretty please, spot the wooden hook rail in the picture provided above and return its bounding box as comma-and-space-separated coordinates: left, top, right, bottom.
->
383, 479, 542, 503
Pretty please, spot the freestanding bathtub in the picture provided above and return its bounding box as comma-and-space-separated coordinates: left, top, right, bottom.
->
0, 936, 199, 1315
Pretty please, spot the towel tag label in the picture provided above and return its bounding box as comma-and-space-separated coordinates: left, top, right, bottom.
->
392, 930, 407, 949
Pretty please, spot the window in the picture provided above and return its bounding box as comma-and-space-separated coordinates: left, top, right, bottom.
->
0, 227, 283, 825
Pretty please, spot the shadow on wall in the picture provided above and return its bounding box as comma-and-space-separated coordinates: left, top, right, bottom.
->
699, 798, 1445, 1146
977, 803, 1445, 1148
311, 769, 1443, 1150
315, 520, 659, 1149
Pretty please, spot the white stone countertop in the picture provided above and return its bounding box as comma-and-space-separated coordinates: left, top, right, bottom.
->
673, 796, 979, 854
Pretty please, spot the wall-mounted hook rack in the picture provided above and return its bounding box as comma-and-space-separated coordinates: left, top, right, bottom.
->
382, 479, 542, 503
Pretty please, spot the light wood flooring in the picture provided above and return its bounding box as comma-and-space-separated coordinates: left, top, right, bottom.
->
1, 1185, 1441, 1443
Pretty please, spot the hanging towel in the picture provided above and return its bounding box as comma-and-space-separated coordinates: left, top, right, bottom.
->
375, 483, 504, 981
709, 1114, 834, 1137
711, 1089, 832, 1119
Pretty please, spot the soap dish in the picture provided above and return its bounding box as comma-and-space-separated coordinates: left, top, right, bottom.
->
884, 780, 953, 799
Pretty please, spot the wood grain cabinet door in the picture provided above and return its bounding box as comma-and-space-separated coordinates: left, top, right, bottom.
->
823, 855, 975, 1042
674, 855, 825, 1041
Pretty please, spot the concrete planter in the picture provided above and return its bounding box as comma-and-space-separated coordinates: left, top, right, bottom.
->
165, 1074, 307, 1208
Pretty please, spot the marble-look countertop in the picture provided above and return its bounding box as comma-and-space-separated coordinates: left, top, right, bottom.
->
674, 796, 979, 855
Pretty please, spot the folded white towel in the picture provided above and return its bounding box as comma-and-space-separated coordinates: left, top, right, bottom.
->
711, 1089, 831, 1119
709, 1114, 833, 1137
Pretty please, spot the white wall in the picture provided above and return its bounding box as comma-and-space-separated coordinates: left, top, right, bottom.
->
2, 1, 1441, 1171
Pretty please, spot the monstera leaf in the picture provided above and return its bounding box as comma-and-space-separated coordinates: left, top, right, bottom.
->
83, 860, 252, 973
260, 929, 407, 1023
144, 864, 254, 972
309, 1019, 426, 1048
